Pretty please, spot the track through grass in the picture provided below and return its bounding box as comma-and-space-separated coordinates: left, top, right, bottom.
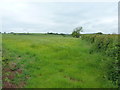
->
2, 34, 116, 88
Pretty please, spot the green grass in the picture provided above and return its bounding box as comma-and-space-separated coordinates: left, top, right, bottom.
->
0, 34, 2, 89
2, 34, 116, 88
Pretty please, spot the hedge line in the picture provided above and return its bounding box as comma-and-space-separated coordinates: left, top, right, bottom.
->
81, 34, 120, 87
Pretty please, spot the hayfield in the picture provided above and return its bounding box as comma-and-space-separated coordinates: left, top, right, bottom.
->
2, 34, 118, 88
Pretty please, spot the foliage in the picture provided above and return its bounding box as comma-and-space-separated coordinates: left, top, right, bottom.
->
81, 34, 120, 87
95, 32, 103, 35
72, 27, 83, 38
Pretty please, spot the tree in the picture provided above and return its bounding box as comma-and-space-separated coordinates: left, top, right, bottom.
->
10, 32, 14, 34
72, 27, 83, 38
95, 32, 103, 35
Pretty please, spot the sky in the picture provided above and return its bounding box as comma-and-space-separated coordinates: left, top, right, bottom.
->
0, 0, 118, 34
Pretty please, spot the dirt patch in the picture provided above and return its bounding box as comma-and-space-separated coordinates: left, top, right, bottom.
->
2, 63, 25, 88
3, 81, 18, 88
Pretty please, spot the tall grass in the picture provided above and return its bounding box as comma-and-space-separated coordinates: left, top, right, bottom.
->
81, 34, 119, 87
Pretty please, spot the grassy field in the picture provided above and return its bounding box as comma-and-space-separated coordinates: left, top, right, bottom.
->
2, 34, 116, 88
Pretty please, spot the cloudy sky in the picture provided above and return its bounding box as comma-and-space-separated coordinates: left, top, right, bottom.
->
1, 0, 118, 34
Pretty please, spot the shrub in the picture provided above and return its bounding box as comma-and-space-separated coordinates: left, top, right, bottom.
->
82, 34, 120, 87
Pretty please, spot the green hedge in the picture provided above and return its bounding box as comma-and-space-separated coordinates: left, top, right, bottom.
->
81, 34, 120, 87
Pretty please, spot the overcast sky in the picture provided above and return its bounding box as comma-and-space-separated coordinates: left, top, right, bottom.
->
1, 0, 118, 34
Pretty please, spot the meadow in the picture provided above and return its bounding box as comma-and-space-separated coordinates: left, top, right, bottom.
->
2, 34, 118, 88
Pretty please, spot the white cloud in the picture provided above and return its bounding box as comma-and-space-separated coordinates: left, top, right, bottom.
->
1, 2, 118, 34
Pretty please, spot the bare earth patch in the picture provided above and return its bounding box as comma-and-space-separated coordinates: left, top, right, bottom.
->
2, 62, 25, 88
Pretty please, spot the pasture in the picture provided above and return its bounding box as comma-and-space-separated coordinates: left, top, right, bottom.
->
2, 34, 117, 88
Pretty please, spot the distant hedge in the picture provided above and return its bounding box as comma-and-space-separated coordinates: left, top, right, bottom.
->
81, 34, 120, 87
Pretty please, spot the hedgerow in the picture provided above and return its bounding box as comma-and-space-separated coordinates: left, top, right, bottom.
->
81, 34, 120, 87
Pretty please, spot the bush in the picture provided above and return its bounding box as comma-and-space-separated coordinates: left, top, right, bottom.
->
82, 34, 120, 87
